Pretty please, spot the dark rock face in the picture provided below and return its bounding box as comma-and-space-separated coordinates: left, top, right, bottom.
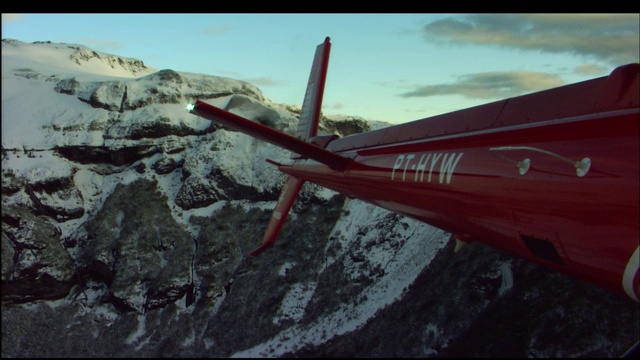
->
2, 168, 84, 222
26, 175, 85, 221
151, 155, 181, 175
125, 116, 215, 140
1, 168, 26, 196
2, 180, 639, 357
175, 167, 280, 211
196, 198, 343, 357
55, 145, 161, 166
1, 205, 75, 303
291, 242, 640, 358
71, 178, 193, 313
175, 175, 226, 209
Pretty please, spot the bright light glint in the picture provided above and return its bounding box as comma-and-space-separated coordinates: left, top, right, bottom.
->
186, 103, 195, 112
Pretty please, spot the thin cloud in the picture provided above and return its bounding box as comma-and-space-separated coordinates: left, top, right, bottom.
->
326, 102, 345, 110
400, 71, 565, 99
574, 63, 608, 76
241, 76, 285, 87
422, 14, 640, 65
75, 38, 125, 51
203, 25, 231, 36
1, 14, 24, 22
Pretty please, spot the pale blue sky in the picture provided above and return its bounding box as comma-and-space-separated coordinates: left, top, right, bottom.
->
2, 13, 639, 124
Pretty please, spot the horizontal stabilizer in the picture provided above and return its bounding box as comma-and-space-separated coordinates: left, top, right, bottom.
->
191, 100, 350, 171
248, 175, 305, 256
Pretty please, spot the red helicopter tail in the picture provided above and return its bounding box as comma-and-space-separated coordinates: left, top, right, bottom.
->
190, 37, 336, 256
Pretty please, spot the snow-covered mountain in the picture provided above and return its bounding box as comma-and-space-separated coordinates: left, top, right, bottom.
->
2, 39, 638, 358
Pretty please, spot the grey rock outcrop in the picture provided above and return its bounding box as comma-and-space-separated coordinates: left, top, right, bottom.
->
321, 116, 372, 137
67, 45, 149, 75
151, 154, 181, 175
225, 94, 296, 134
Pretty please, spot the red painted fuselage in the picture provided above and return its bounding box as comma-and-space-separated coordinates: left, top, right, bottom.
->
190, 40, 638, 302
277, 64, 639, 301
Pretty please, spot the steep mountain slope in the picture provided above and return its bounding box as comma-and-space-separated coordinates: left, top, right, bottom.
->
2, 39, 638, 357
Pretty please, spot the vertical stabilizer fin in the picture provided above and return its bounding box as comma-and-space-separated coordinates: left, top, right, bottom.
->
295, 36, 331, 142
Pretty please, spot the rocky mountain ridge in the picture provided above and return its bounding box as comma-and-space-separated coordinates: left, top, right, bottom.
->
2, 39, 638, 357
